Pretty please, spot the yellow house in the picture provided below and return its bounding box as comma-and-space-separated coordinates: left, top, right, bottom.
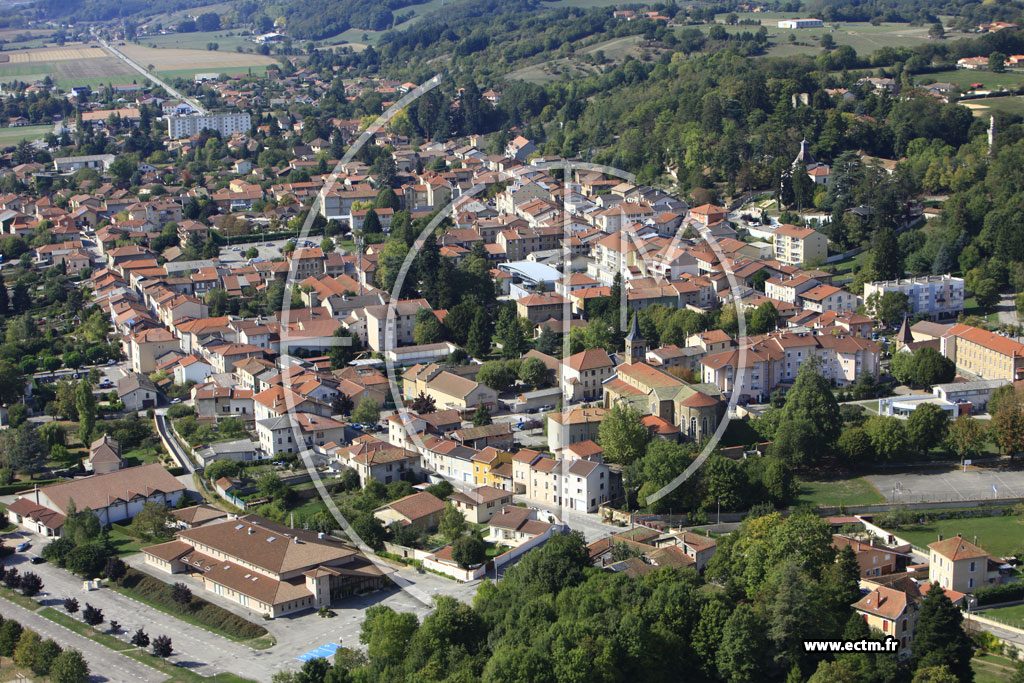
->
928, 534, 999, 594
471, 446, 513, 487
852, 585, 917, 657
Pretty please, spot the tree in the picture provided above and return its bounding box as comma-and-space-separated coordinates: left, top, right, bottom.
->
410, 392, 436, 414
352, 397, 380, 425
913, 347, 956, 387
75, 379, 96, 445
362, 209, 382, 235
989, 51, 1007, 73
749, 301, 779, 334
19, 571, 42, 596
704, 455, 749, 511
172, 582, 192, 608
0, 619, 22, 656
947, 415, 985, 463
472, 403, 492, 426
413, 315, 443, 345
992, 393, 1024, 457
906, 403, 949, 455
50, 648, 90, 683
912, 583, 973, 681
351, 513, 386, 551
81, 603, 103, 627
518, 356, 548, 389
476, 360, 513, 392
151, 635, 173, 658
864, 415, 909, 461
466, 308, 492, 358
928, 23, 945, 39
867, 291, 910, 328
13, 630, 41, 669
451, 534, 486, 568
598, 402, 651, 466
772, 418, 818, 466
130, 501, 174, 541
779, 360, 841, 446
974, 278, 1000, 310
64, 597, 79, 614
438, 503, 467, 543
836, 426, 875, 464
6, 422, 45, 477
130, 628, 150, 648
535, 325, 558, 355
33, 638, 61, 676
494, 305, 526, 359
332, 392, 354, 416
717, 603, 769, 682
374, 187, 399, 210
871, 227, 903, 280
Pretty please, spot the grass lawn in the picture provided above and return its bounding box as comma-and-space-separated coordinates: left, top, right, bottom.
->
0, 586, 43, 611
123, 445, 164, 467
796, 477, 885, 507
0, 124, 52, 146
963, 96, 1024, 118
138, 30, 258, 52
38, 607, 133, 650
894, 515, 1024, 557
921, 69, 1024, 91
973, 653, 1018, 683
108, 521, 150, 557
485, 543, 510, 559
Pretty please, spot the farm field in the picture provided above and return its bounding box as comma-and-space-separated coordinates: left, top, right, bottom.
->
508, 34, 659, 83
136, 30, 259, 53
0, 43, 138, 88
0, 124, 52, 146
118, 43, 278, 72
891, 515, 1024, 556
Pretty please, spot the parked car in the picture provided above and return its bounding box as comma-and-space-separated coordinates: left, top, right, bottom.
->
30, 556, 44, 564
171, 398, 181, 404
16, 542, 30, 552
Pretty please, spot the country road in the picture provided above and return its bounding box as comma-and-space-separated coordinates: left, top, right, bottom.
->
91, 33, 206, 114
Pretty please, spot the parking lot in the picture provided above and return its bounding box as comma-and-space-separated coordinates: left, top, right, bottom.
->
217, 237, 330, 265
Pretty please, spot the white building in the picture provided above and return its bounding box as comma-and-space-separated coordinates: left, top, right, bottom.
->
53, 154, 116, 172
167, 112, 252, 140
778, 18, 824, 28
863, 274, 964, 320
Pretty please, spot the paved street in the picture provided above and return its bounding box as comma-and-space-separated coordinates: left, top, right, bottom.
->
0, 597, 160, 682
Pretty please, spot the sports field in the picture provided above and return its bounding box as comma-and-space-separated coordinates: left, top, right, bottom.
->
960, 96, 1024, 118
921, 69, 1024, 91
0, 124, 52, 146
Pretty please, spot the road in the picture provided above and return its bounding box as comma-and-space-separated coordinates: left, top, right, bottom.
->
154, 413, 196, 474
996, 291, 1019, 327
91, 33, 206, 114
0, 597, 160, 682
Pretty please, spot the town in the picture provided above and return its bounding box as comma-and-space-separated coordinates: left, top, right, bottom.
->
0, 0, 1023, 682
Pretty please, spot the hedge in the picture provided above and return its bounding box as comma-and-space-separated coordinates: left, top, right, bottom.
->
117, 569, 269, 640
166, 466, 185, 476
0, 478, 62, 496
975, 582, 1024, 606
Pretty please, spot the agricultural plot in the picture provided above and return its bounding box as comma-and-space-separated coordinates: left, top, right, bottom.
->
921, 69, 1024, 91
137, 30, 258, 53
960, 96, 1024, 118
118, 43, 278, 74
0, 43, 137, 88
508, 35, 660, 84
0, 124, 51, 146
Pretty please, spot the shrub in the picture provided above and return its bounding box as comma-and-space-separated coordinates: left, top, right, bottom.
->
81, 603, 103, 627
151, 635, 173, 657
975, 582, 1024, 606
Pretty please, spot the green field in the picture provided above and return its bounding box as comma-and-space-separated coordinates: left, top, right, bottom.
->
963, 96, 1024, 118
139, 30, 258, 52
0, 124, 51, 146
921, 69, 1024, 91
979, 603, 1024, 629
893, 515, 1024, 556
972, 653, 1018, 682
797, 477, 885, 507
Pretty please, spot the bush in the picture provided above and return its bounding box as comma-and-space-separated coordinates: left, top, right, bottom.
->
151, 634, 173, 657
166, 404, 194, 419
975, 582, 1024, 606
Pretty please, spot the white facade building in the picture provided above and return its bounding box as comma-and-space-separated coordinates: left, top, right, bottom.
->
167, 112, 252, 140
863, 274, 965, 320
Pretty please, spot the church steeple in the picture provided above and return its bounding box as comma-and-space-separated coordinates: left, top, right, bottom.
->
794, 138, 815, 166
624, 314, 646, 364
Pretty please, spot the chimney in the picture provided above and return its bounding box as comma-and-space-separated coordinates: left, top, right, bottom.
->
974, 536, 978, 546
937, 534, 943, 542
248, 528, 255, 535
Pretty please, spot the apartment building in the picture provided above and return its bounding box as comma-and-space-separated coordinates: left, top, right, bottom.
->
364, 299, 431, 352
772, 224, 828, 266
864, 274, 964, 320
167, 112, 252, 140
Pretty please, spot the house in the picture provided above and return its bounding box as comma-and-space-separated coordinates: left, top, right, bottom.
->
402, 364, 499, 413
505, 136, 537, 160
833, 534, 910, 578
853, 584, 918, 658
486, 505, 552, 546
777, 18, 823, 28
142, 514, 388, 618
653, 531, 717, 571
560, 348, 615, 402
928, 534, 1002, 593
452, 423, 514, 451
118, 373, 164, 411
448, 486, 514, 523
773, 224, 827, 266
7, 463, 185, 532
256, 413, 347, 456
194, 439, 259, 467
129, 327, 179, 374
523, 454, 619, 512
373, 491, 446, 532
547, 406, 605, 452
171, 504, 228, 529
87, 434, 123, 475
337, 440, 421, 487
